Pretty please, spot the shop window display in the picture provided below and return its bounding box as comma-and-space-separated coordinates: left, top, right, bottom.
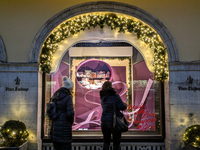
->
72, 58, 129, 131
43, 43, 163, 139
76, 59, 113, 90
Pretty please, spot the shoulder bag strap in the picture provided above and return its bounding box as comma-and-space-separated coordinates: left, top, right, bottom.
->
113, 99, 117, 128
113, 99, 116, 113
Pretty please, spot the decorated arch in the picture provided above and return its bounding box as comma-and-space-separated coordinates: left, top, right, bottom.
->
29, 1, 179, 81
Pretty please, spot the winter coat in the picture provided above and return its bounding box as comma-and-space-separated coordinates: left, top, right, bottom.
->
100, 88, 127, 123
50, 87, 74, 143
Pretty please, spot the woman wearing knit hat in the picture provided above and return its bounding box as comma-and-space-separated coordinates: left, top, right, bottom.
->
50, 76, 74, 150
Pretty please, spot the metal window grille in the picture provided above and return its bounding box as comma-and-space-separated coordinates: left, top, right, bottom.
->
42, 142, 165, 150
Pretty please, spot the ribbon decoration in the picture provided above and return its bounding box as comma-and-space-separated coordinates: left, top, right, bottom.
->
72, 78, 153, 130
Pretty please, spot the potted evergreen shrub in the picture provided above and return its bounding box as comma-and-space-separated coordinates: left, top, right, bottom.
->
184, 125, 200, 150
0, 120, 29, 150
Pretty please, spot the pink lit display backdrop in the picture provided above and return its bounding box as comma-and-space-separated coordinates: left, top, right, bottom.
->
133, 61, 154, 112
73, 64, 127, 130
51, 59, 156, 131
131, 61, 155, 131
51, 62, 70, 96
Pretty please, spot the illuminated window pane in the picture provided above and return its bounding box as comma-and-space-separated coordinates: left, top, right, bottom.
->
43, 42, 163, 138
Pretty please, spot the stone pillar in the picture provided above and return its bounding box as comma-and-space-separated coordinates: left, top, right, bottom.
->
165, 62, 200, 150
0, 63, 42, 150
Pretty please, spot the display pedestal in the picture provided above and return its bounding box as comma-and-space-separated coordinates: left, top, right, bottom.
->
0, 141, 28, 150
185, 142, 200, 150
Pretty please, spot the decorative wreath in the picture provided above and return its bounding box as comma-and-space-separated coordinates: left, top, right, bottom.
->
184, 125, 200, 148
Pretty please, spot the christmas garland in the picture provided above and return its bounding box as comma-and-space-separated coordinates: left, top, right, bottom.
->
0, 120, 29, 147
40, 13, 168, 80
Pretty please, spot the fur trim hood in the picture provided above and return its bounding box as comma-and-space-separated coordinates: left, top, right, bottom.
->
52, 87, 71, 101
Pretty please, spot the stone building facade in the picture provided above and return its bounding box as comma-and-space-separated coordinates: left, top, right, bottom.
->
0, 1, 200, 150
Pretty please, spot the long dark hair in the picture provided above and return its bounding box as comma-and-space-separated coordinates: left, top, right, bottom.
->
102, 81, 113, 90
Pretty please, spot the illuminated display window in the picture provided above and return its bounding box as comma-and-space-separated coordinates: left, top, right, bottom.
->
43, 42, 164, 140
76, 59, 113, 90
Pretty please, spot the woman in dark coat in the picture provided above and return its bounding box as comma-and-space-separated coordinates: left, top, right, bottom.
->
50, 76, 74, 150
100, 81, 127, 150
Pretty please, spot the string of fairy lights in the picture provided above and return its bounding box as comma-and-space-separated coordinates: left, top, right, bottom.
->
0, 128, 29, 141
184, 125, 200, 147
40, 12, 168, 80
0, 121, 29, 147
